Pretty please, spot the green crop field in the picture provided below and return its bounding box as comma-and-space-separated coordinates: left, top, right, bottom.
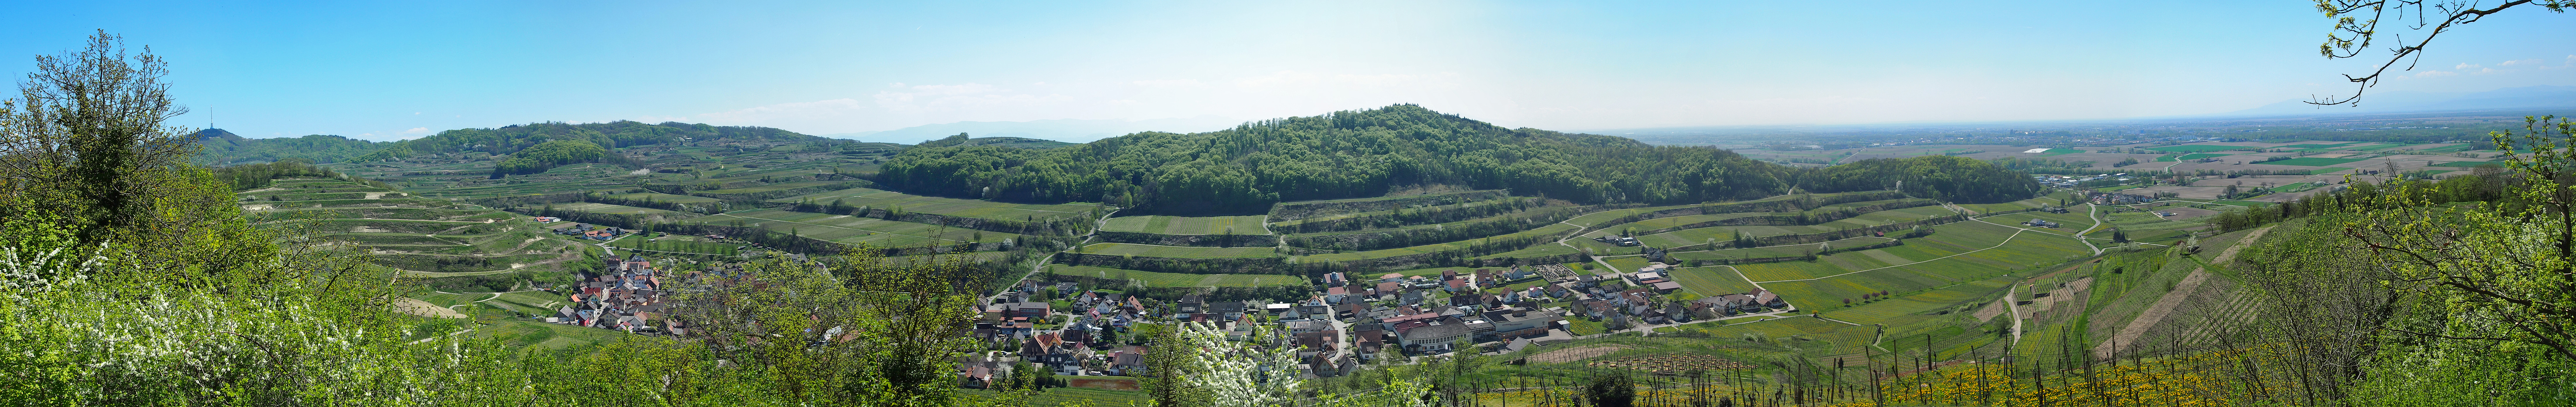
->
1074, 243, 1275, 258
550, 202, 681, 216
1100, 215, 1270, 235
1669, 265, 1759, 295
1298, 223, 1577, 263
2427, 160, 2499, 167
2270, 182, 2320, 192
2261, 157, 2367, 166
683, 209, 1005, 248
2175, 153, 2236, 160
2141, 144, 2255, 153
2040, 148, 2081, 156
1048, 265, 1304, 287
776, 187, 1097, 221
603, 192, 721, 204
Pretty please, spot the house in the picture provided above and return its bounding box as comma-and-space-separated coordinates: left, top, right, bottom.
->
1752, 288, 1786, 308
1003, 302, 1052, 319
1177, 295, 1206, 313
1649, 281, 1683, 293
1108, 345, 1149, 375
1323, 272, 1348, 288
1398, 322, 1471, 354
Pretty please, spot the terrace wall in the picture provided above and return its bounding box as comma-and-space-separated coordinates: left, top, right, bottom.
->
1053, 253, 1290, 275
1268, 190, 1510, 221
1045, 274, 1312, 302
1094, 231, 1277, 248
1664, 213, 1968, 251
687, 180, 873, 202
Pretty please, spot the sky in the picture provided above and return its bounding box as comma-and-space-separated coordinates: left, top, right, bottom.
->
1, 1, 2570, 140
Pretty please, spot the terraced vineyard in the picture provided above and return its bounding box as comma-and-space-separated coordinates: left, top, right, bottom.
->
681, 208, 1008, 248
776, 187, 1098, 222
243, 178, 597, 278
1101, 215, 1269, 235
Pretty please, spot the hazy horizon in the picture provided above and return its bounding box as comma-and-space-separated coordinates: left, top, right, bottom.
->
6, 1, 2571, 141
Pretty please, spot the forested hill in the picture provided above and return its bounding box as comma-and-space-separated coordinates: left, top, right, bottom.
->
193, 129, 388, 165
346, 121, 834, 162
876, 104, 2038, 215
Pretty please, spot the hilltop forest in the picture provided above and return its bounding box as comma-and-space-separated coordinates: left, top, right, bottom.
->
878, 105, 2039, 214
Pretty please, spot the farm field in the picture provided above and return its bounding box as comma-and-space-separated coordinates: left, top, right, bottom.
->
1074, 243, 1275, 259
550, 202, 681, 216
1668, 265, 1760, 296
603, 192, 720, 204
2426, 160, 2499, 167
1817, 277, 2013, 325
2140, 145, 2255, 153
682, 209, 1005, 247
2261, 157, 2367, 166
1296, 223, 1578, 263
1048, 265, 1304, 287
1101, 215, 1270, 235
1729, 220, 2086, 311
775, 187, 1097, 221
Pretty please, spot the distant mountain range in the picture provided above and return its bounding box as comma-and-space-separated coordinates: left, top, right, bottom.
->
817, 116, 1241, 144
2227, 85, 2576, 116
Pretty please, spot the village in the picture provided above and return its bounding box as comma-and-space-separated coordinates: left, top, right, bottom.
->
954, 261, 1794, 386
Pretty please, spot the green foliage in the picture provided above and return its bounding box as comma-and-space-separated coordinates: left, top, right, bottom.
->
879, 105, 1794, 214
355, 120, 824, 163
192, 130, 389, 165
491, 139, 611, 176
1804, 156, 2042, 204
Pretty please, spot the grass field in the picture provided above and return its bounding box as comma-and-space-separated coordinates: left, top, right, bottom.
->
1298, 223, 1578, 263
1074, 243, 1275, 258
1048, 265, 1305, 287
2175, 153, 2236, 160
2040, 149, 2081, 156
775, 187, 1097, 221
2140, 144, 2255, 153
550, 202, 681, 216
683, 209, 1005, 247
1668, 265, 1759, 295
2269, 182, 2320, 193
2261, 157, 2367, 166
603, 192, 721, 203
2427, 160, 2500, 167
1100, 215, 1270, 235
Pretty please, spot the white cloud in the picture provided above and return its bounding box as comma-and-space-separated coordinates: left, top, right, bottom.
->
2413, 70, 2458, 78
401, 127, 430, 135
2456, 62, 2483, 70
2499, 59, 2543, 67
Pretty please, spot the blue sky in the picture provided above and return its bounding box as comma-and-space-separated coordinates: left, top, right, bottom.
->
3, 1, 2570, 140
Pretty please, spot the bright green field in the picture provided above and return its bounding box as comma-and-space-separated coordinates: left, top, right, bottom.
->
1297, 223, 1577, 263
683, 209, 1005, 247
1100, 215, 1270, 235
2262, 157, 2367, 166
1818, 277, 2014, 325
1074, 243, 1275, 258
692, 180, 853, 195
1047, 265, 1304, 287
603, 192, 720, 204
2140, 144, 2255, 153
1669, 265, 1760, 295
774, 187, 1097, 221
549, 202, 681, 216
2040, 149, 2082, 156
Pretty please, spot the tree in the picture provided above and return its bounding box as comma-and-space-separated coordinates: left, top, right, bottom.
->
0, 30, 267, 281
2309, 0, 2574, 106
2352, 116, 2576, 360
1585, 370, 1635, 407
